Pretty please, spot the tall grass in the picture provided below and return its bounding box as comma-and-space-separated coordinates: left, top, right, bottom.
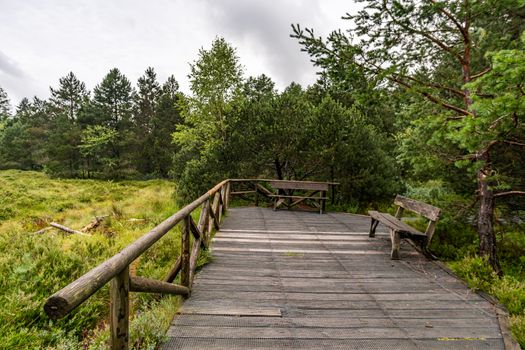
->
0, 170, 187, 349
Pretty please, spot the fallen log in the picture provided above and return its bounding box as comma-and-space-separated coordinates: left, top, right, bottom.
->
50, 222, 89, 236
81, 215, 109, 232
31, 227, 52, 235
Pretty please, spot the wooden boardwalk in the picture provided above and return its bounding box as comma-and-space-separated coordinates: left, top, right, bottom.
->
161, 207, 506, 349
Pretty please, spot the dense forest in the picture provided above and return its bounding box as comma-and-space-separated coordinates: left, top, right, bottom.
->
1, 0, 525, 347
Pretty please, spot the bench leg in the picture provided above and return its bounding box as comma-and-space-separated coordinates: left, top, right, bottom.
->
369, 218, 379, 238
390, 229, 401, 260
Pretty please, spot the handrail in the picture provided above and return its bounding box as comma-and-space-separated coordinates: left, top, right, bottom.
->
44, 178, 335, 349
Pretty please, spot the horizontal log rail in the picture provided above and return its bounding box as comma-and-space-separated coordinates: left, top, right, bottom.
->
44, 178, 336, 350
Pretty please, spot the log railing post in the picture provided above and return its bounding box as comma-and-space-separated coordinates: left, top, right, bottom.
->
254, 181, 259, 207
180, 216, 191, 290
197, 200, 210, 248
224, 181, 231, 210
110, 266, 130, 350
221, 185, 227, 216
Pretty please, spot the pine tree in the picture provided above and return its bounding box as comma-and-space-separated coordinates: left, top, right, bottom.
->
0, 86, 11, 121
46, 72, 89, 176
90, 68, 134, 177
150, 75, 183, 177
133, 67, 161, 174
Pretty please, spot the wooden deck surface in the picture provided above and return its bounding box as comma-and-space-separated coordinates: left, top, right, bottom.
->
161, 207, 505, 349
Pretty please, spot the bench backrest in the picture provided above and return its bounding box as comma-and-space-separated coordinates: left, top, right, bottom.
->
394, 195, 440, 221
268, 180, 329, 192
394, 195, 441, 244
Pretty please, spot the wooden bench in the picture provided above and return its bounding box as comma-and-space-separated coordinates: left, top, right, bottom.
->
368, 195, 441, 260
267, 180, 332, 214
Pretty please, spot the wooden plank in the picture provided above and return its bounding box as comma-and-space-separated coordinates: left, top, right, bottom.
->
268, 180, 329, 191
394, 195, 441, 221
368, 211, 424, 236
161, 207, 507, 350
179, 306, 282, 317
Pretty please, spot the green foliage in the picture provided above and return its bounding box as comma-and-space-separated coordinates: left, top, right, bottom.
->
0, 86, 11, 121
449, 256, 525, 347
0, 170, 182, 349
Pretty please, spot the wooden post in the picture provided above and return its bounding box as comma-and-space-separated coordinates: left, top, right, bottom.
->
197, 200, 209, 248
320, 190, 326, 214
394, 206, 404, 219
254, 182, 259, 207
221, 186, 227, 215
390, 229, 401, 260
110, 266, 129, 350
180, 216, 191, 290
224, 182, 231, 210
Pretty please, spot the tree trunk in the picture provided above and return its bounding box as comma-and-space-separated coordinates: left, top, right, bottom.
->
274, 158, 283, 180
477, 163, 501, 275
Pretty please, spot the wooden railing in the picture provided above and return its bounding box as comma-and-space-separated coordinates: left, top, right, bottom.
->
44, 179, 334, 349
45, 180, 233, 349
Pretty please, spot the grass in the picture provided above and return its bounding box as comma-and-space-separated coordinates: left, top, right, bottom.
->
448, 256, 525, 348
0, 170, 192, 349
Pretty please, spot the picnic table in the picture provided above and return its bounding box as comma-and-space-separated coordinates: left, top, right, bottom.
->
267, 180, 338, 214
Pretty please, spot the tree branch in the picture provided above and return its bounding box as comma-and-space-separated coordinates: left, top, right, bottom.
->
399, 74, 466, 98
494, 191, 525, 198
389, 75, 473, 116
427, 0, 469, 42
470, 67, 491, 80
383, 1, 465, 64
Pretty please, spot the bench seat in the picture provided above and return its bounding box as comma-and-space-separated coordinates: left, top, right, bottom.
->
368, 195, 440, 260
368, 211, 426, 238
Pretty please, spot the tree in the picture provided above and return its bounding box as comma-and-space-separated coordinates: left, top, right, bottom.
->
149, 75, 183, 177
0, 86, 11, 121
91, 68, 134, 177
173, 37, 244, 197
46, 72, 89, 176
132, 67, 162, 174
293, 0, 525, 272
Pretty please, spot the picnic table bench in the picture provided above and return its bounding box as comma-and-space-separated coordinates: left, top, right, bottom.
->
368, 195, 441, 260
267, 180, 336, 214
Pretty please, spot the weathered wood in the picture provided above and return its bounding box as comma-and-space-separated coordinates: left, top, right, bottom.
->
44, 180, 228, 319
50, 222, 88, 236
394, 195, 441, 221
268, 180, 330, 192
368, 211, 424, 237
189, 236, 202, 286
224, 182, 231, 209
321, 190, 326, 214
256, 183, 273, 197
129, 276, 189, 296
81, 215, 108, 232
208, 200, 220, 231
180, 216, 191, 289
197, 200, 209, 248
32, 227, 52, 235
214, 192, 222, 223
162, 207, 509, 350
188, 216, 201, 241
221, 187, 227, 215
110, 266, 129, 350
390, 229, 401, 260
368, 196, 441, 260
254, 182, 259, 206
164, 256, 182, 283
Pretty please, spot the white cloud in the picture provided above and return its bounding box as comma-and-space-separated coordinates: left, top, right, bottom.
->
0, 0, 358, 104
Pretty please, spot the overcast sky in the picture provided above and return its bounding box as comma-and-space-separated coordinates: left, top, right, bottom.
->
0, 0, 358, 106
